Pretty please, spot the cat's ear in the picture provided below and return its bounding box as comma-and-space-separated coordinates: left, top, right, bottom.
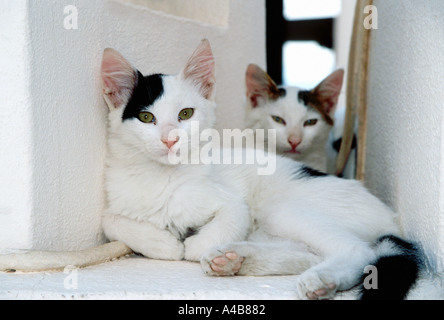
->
101, 48, 138, 109
312, 69, 344, 116
245, 64, 281, 108
180, 39, 215, 100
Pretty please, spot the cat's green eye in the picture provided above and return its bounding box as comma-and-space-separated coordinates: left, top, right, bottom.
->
271, 115, 286, 126
178, 108, 194, 121
138, 112, 155, 124
304, 119, 318, 127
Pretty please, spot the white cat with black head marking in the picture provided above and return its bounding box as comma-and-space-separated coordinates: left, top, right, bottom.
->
100, 39, 422, 300
245, 64, 343, 173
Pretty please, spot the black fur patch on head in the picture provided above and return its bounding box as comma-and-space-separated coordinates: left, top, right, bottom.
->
122, 72, 164, 121
278, 87, 286, 97
297, 89, 334, 126
297, 90, 312, 107
296, 165, 329, 178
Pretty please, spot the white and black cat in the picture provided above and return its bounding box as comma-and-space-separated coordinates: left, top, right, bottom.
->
0, 40, 421, 300
99, 39, 422, 300
245, 64, 345, 174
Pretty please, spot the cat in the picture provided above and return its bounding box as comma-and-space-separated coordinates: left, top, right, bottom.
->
99, 39, 422, 300
244, 64, 344, 173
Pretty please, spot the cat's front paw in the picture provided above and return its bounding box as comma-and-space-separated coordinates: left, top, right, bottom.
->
183, 235, 208, 261
295, 269, 338, 300
200, 248, 244, 276
139, 235, 185, 261
160, 238, 185, 261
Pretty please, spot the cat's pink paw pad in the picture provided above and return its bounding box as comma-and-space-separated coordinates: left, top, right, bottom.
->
296, 270, 338, 300
305, 283, 337, 300
201, 250, 244, 276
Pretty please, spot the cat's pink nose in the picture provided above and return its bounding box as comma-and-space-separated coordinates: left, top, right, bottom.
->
288, 136, 301, 150
161, 137, 180, 149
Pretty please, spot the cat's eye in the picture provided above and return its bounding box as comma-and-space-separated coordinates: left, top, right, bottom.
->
178, 108, 194, 121
138, 112, 155, 124
304, 119, 318, 127
271, 115, 286, 126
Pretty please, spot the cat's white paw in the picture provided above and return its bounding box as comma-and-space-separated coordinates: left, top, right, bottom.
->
201, 248, 244, 276
183, 235, 211, 261
139, 236, 185, 261
159, 239, 185, 261
295, 269, 338, 300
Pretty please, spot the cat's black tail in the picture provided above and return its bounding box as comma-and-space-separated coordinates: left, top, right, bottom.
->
358, 235, 424, 300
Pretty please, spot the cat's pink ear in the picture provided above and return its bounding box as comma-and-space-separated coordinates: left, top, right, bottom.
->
101, 48, 138, 109
180, 39, 215, 100
245, 64, 281, 108
313, 69, 344, 116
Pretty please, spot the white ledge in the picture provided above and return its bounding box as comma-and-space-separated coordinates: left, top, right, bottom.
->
0, 255, 441, 300
0, 255, 356, 300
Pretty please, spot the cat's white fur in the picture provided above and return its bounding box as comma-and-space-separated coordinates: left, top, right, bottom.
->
244, 65, 343, 173
100, 40, 403, 299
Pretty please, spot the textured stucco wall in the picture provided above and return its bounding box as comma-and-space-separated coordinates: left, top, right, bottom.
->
0, 1, 34, 252
26, 0, 108, 251
124, 0, 230, 27
365, 0, 444, 273
0, 0, 265, 252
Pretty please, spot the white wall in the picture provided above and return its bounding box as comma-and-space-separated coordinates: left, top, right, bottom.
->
334, 0, 357, 109
0, 0, 265, 252
124, 0, 230, 27
365, 0, 444, 273
0, 1, 34, 252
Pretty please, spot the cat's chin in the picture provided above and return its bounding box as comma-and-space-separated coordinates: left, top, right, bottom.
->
284, 149, 301, 155
150, 150, 191, 166
152, 154, 179, 166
